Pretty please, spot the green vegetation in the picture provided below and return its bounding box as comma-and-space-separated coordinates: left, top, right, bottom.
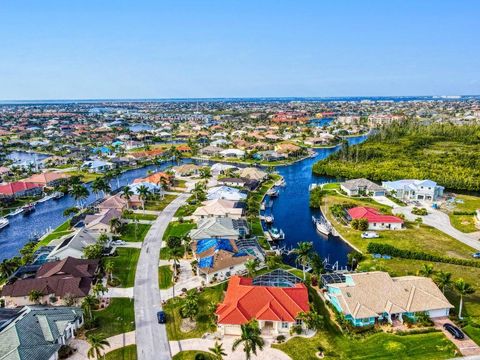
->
120, 223, 151, 242
309, 187, 326, 208
446, 194, 480, 233
111, 248, 140, 287
105, 345, 137, 360
145, 194, 177, 211
36, 219, 73, 247
174, 204, 198, 217
65, 170, 102, 183
88, 298, 135, 338
159, 265, 173, 289
464, 325, 480, 346
172, 351, 213, 360
163, 221, 196, 241
313, 122, 480, 191
164, 283, 226, 340
122, 212, 157, 221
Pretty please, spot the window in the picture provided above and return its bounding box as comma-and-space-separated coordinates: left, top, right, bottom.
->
296, 319, 302, 326
282, 322, 289, 329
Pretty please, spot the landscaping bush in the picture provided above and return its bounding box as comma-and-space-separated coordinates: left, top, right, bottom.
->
453, 211, 477, 215
194, 353, 207, 360
276, 335, 286, 343
412, 207, 428, 216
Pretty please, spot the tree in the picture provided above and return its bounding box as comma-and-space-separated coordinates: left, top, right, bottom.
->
417, 263, 434, 277
137, 185, 151, 214
244, 258, 260, 278
168, 246, 184, 277
109, 218, 124, 235
63, 207, 79, 217
209, 341, 227, 360
347, 251, 364, 270
297, 310, 324, 331
71, 184, 90, 208
292, 242, 313, 280
166, 236, 182, 249
0, 258, 17, 280
358, 218, 369, 231
434, 271, 452, 294
87, 334, 110, 359
454, 278, 475, 319
310, 253, 325, 277
232, 319, 265, 360
83, 244, 103, 260
28, 289, 43, 304
82, 295, 99, 321
104, 260, 114, 283
92, 282, 108, 297
121, 186, 134, 210
266, 255, 282, 270
91, 178, 104, 200
181, 289, 199, 320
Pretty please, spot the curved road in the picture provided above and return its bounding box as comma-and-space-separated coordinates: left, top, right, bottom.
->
134, 193, 189, 360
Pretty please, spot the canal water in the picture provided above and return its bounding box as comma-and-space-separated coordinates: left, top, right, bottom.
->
0, 135, 367, 262
6, 151, 50, 164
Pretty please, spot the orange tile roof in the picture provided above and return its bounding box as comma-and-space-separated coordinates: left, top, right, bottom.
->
133, 172, 172, 185
216, 276, 309, 325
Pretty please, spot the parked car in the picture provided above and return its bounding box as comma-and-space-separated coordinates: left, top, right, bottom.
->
157, 310, 166, 324
112, 240, 126, 246
361, 231, 379, 239
472, 252, 480, 259
443, 323, 464, 339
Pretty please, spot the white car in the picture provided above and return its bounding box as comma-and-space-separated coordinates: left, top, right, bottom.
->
112, 240, 126, 246
361, 232, 379, 239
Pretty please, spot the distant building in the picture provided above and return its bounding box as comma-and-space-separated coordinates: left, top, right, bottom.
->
347, 206, 403, 230
340, 178, 386, 197
382, 179, 444, 202
190, 218, 249, 240
0, 181, 43, 199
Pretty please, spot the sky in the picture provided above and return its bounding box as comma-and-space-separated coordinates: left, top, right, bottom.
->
0, 0, 479, 100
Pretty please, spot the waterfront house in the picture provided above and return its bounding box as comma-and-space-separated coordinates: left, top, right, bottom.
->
1, 257, 99, 307
23, 172, 70, 188
82, 159, 113, 173
210, 163, 239, 176
192, 199, 244, 222
189, 217, 249, 241
172, 164, 201, 177
97, 193, 141, 212
238, 167, 268, 182
340, 178, 386, 197
347, 206, 403, 230
47, 228, 100, 260
382, 179, 445, 202
200, 145, 223, 157
220, 148, 245, 158
207, 186, 247, 202
324, 272, 453, 326
133, 171, 173, 187
0, 181, 43, 199
216, 271, 309, 336
84, 208, 123, 234
0, 306, 84, 360
274, 143, 302, 157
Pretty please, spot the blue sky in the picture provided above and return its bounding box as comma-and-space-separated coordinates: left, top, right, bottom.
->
0, 0, 479, 99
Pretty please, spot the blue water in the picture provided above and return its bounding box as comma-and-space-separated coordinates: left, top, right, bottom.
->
6, 151, 50, 164
308, 117, 334, 127
129, 124, 153, 132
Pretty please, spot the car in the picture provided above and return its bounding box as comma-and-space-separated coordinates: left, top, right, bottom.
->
112, 240, 126, 246
361, 231, 379, 239
443, 323, 465, 339
157, 310, 166, 324
472, 252, 480, 259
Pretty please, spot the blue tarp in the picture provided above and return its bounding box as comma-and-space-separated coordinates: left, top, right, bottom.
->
195, 238, 233, 254
198, 256, 214, 268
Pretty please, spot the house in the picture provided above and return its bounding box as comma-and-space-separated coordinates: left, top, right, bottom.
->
256, 150, 285, 162
340, 178, 386, 197
1, 257, 99, 307
189, 218, 249, 240
218, 177, 247, 188
324, 271, 453, 327
382, 179, 445, 202
275, 143, 302, 157
82, 159, 113, 173
192, 238, 258, 282
220, 149, 245, 158
192, 199, 244, 221
133, 171, 173, 187
238, 167, 268, 182
210, 163, 238, 176
347, 206, 403, 230
0, 306, 84, 360
0, 181, 43, 199
172, 164, 201, 177
129, 181, 161, 195
216, 271, 309, 336
47, 228, 100, 260
23, 172, 70, 188
200, 146, 222, 157
84, 208, 122, 234
97, 193, 141, 212
207, 186, 247, 202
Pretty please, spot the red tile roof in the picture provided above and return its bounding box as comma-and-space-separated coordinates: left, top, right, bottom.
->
216, 276, 309, 325
348, 206, 403, 223
0, 181, 42, 196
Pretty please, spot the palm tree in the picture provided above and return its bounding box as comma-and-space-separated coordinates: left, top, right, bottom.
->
87, 334, 110, 359
417, 263, 434, 277
310, 253, 325, 278
244, 258, 260, 278
209, 341, 227, 360
81, 295, 99, 321
28, 289, 43, 304
99, 177, 112, 197
292, 242, 313, 280
104, 260, 114, 283
137, 185, 151, 214
168, 246, 184, 277
181, 289, 199, 320
121, 186, 134, 210
92, 282, 108, 297
91, 178, 103, 200
109, 217, 123, 235
434, 271, 452, 294
454, 278, 475, 319
71, 184, 90, 208
232, 319, 265, 360
0, 259, 17, 280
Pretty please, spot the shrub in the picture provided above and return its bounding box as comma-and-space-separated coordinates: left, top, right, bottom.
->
194, 353, 207, 360
358, 218, 369, 231
276, 335, 286, 343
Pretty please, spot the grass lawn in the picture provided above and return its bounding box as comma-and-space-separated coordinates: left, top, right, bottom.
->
323, 193, 476, 259
122, 212, 157, 221
65, 170, 102, 183
121, 223, 151, 242
159, 265, 173, 289
162, 221, 196, 241
164, 283, 226, 340
464, 325, 480, 346
359, 257, 480, 319
174, 204, 199, 217
88, 298, 135, 338
145, 194, 177, 211
105, 345, 137, 360
172, 351, 213, 360
174, 179, 187, 188
322, 182, 341, 191
111, 248, 140, 287
35, 219, 73, 247
445, 194, 480, 233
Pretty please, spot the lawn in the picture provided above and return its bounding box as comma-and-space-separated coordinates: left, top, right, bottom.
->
120, 223, 151, 242
88, 298, 135, 338
445, 194, 480, 233
35, 219, 73, 247
162, 221, 196, 240
464, 325, 480, 346
174, 204, 199, 217
322, 193, 476, 259
105, 345, 137, 360
173, 351, 213, 360
164, 283, 226, 340
122, 212, 158, 221
65, 170, 102, 183
111, 248, 140, 287
159, 265, 173, 289
145, 194, 177, 211
174, 179, 187, 189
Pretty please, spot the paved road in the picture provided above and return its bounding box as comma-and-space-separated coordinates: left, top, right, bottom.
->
393, 206, 480, 251
134, 193, 189, 360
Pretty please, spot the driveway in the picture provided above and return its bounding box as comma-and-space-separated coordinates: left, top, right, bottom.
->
134, 193, 190, 360
393, 206, 480, 251
432, 317, 480, 357
69, 331, 136, 360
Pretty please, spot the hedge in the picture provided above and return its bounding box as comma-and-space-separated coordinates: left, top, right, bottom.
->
366, 243, 480, 268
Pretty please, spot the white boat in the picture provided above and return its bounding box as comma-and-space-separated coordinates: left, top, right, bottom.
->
275, 178, 286, 187
264, 215, 274, 224
0, 217, 9, 230
53, 191, 64, 199
269, 227, 285, 240
312, 215, 331, 236
267, 188, 279, 197
37, 193, 56, 203
7, 207, 24, 217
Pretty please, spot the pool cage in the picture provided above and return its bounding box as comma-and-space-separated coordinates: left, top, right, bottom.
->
252, 269, 303, 288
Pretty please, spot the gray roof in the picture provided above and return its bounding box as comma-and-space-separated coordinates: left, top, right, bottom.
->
0, 306, 82, 360
341, 178, 385, 192
190, 218, 248, 240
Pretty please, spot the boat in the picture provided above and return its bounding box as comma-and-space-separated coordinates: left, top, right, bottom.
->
312, 215, 331, 236
275, 178, 286, 187
22, 203, 36, 215
267, 188, 279, 197
7, 207, 24, 217
53, 191, 64, 200
269, 227, 285, 240
264, 215, 274, 224
37, 193, 56, 203
0, 217, 9, 230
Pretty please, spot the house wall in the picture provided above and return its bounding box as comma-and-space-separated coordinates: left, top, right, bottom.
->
368, 222, 403, 230
202, 263, 247, 283
428, 308, 450, 318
